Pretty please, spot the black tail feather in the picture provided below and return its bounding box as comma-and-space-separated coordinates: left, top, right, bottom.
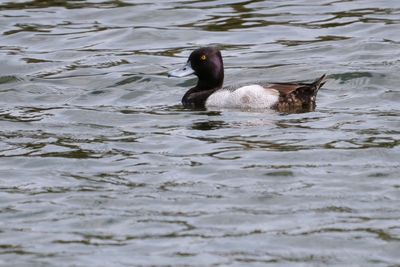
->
312, 74, 327, 93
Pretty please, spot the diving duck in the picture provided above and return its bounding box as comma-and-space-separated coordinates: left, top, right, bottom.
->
169, 47, 326, 112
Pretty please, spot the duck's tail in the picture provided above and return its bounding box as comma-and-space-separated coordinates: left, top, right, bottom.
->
311, 74, 327, 95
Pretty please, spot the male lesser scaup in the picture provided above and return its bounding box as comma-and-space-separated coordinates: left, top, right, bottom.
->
168, 47, 326, 112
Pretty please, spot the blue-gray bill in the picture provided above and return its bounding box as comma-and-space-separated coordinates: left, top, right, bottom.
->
168, 61, 194, 77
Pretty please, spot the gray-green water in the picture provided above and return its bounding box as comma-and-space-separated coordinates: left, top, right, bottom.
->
1, 0, 400, 266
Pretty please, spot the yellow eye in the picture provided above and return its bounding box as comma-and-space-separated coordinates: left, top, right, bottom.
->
200, 55, 207, 61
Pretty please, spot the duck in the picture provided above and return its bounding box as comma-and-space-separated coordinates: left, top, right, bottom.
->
168, 47, 326, 112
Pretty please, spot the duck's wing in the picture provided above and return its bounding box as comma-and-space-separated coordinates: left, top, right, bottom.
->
265, 74, 327, 95
265, 74, 327, 112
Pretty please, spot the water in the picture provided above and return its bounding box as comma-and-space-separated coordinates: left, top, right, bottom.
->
0, 0, 399, 266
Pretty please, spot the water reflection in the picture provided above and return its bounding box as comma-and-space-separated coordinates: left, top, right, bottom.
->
190, 120, 228, 130
0, 0, 132, 10
0, 75, 21, 84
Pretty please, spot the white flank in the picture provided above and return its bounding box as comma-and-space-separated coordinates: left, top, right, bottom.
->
205, 84, 279, 109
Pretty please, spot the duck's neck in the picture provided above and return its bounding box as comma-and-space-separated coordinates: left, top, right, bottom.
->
182, 66, 224, 108
196, 74, 224, 91
182, 87, 219, 108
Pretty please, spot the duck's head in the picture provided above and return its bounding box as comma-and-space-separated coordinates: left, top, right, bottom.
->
169, 47, 224, 89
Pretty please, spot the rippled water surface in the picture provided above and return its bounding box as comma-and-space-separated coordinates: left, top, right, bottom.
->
1, 0, 400, 266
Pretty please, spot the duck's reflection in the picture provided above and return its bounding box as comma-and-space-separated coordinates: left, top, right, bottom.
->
190, 120, 228, 131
